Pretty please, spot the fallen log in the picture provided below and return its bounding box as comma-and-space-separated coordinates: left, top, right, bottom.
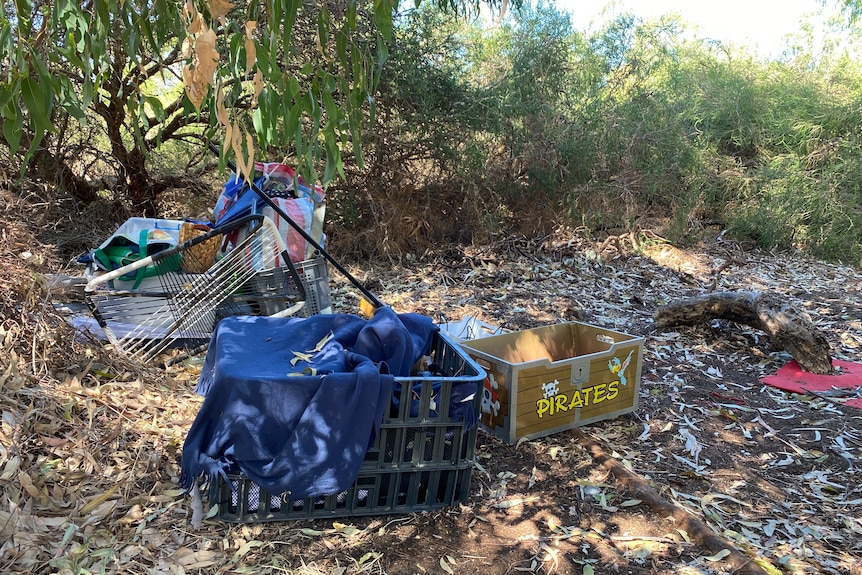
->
654, 291, 833, 375
575, 429, 772, 575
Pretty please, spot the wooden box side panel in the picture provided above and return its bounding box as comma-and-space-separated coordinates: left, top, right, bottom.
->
577, 342, 642, 422
474, 356, 515, 442
512, 364, 576, 439
466, 327, 645, 444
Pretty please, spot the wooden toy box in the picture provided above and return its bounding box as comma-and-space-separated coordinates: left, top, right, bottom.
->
460, 322, 643, 444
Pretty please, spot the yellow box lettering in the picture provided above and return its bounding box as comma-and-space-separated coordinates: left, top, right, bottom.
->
593, 383, 607, 403
537, 378, 627, 416
555, 394, 569, 413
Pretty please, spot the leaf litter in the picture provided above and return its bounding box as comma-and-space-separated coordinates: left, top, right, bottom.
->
2, 217, 861, 574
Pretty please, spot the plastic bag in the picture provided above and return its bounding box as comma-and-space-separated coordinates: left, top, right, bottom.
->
213, 162, 325, 263
90, 218, 184, 289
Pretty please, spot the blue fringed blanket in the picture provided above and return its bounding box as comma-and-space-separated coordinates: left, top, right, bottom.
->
179, 308, 439, 499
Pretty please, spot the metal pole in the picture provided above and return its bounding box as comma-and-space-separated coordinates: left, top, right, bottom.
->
209, 142, 385, 309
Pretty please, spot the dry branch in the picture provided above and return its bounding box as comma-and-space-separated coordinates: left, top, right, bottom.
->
653, 291, 833, 374
574, 430, 772, 575
596, 225, 666, 258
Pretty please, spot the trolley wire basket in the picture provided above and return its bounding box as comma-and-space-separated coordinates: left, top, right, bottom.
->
84, 215, 306, 363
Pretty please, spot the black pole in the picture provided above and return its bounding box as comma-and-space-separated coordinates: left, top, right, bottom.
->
208, 142, 385, 310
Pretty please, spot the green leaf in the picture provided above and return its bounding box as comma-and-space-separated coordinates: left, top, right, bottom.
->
13, 0, 34, 27
306, 90, 317, 117
373, 0, 394, 42
127, 23, 140, 57
374, 37, 390, 84
323, 133, 339, 184
0, 21, 12, 52
317, 7, 330, 49
229, 32, 244, 76
322, 88, 338, 125
144, 95, 166, 123
303, 145, 316, 185
137, 14, 160, 58
283, 0, 301, 44
350, 39, 363, 81
57, 526, 79, 551
2, 108, 23, 154
255, 44, 273, 77
252, 106, 266, 143
30, 49, 52, 79
347, 1, 357, 30
20, 75, 53, 134
95, 0, 110, 31
288, 77, 301, 99
284, 103, 302, 143
336, 29, 349, 70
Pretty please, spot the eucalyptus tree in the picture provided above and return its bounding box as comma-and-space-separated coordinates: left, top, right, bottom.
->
0, 0, 514, 214
836, 0, 862, 21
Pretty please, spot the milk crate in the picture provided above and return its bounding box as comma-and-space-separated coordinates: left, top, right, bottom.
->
295, 256, 332, 316
460, 322, 644, 444
208, 330, 486, 522
247, 256, 331, 316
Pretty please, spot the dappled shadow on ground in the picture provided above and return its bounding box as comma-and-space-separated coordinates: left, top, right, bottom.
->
2, 198, 861, 574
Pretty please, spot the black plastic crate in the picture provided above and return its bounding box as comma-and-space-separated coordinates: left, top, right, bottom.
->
208, 330, 485, 521
295, 257, 332, 316
245, 256, 331, 317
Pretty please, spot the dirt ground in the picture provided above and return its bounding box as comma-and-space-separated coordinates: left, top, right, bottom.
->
1, 196, 861, 574
315, 234, 862, 575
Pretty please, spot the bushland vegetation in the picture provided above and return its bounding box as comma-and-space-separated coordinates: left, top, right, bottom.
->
2, 1, 861, 266
328, 2, 862, 265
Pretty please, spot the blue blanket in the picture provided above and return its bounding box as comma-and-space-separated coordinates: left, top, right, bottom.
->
179, 308, 438, 498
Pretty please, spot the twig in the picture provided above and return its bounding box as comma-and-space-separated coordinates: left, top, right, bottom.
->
707, 245, 746, 293
596, 225, 666, 259
190, 482, 204, 528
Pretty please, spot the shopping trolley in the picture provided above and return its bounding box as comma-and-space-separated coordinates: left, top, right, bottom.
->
84, 215, 307, 363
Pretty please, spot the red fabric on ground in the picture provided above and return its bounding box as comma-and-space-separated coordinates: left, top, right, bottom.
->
760, 360, 862, 409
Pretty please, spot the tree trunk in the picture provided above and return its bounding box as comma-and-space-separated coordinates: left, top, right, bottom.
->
654, 291, 833, 374
30, 147, 101, 203
123, 147, 160, 216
